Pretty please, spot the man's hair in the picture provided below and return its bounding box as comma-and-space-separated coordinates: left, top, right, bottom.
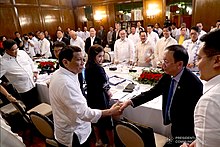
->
3, 39, 17, 50
59, 45, 82, 68
14, 31, 19, 35
139, 30, 147, 36
53, 41, 66, 48
28, 32, 35, 36
200, 29, 220, 57
163, 25, 172, 32
191, 26, 199, 32
165, 45, 189, 66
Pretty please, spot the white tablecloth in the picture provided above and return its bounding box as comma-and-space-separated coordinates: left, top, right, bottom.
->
35, 65, 172, 137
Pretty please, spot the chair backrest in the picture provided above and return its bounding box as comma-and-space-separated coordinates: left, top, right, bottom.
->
104, 51, 111, 62
29, 111, 54, 139
11, 101, 30, 123
116, 121, 156, 147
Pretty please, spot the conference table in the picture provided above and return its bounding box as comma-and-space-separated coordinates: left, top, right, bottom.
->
35, 62, 172, 137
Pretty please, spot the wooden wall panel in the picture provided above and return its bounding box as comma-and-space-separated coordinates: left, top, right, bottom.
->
59, 0, 72, 8
38, 0, 59, 6
61, 9, 75, 30
41, 8, 61, 36
73, 7, 86, 30
16, 7, 42, 34
192, 0, 220, 32
0, 7, 20, 38
15, 0, 38, 5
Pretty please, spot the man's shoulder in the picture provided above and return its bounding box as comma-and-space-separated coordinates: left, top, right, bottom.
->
182, 68, 202, 84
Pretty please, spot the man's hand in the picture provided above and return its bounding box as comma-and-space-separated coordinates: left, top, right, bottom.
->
109, 102, 122, 116
33, 72, 38, 81
119, 100, 132, 112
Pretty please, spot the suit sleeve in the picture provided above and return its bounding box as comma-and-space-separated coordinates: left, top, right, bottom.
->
131, 74, 168, 107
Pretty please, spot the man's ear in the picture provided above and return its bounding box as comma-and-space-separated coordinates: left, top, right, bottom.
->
213, 55, 220, 68
62, 59, 69, 68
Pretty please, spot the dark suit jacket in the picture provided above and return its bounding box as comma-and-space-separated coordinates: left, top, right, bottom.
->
14, 37, 23, 50
61, 37, 70, 45
85, 37, 101, 54
112, 30, 120, 43
131, 68, 203, 139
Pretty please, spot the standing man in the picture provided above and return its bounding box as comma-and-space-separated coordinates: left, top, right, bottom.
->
49, 46, 121, 147
14, 31, 24, 50
85, 27, 101, 54
196, 22, 207, 39
107, 26, 114, 51
175, 27, 190, 45
120, 45, 203, 147
111, 23, 121, 50
135, 31, 155, 67
181, 29, 220, 147
81, 27, 90, 42
136, 21, 145, 34
128, 26, 140, 48
38, 32, 52, 58
0, 39, 39, 110
69, 30, 85, 53
154, 26, 177, 67
97, 25, 107, 47
114, 29, 135, 65
147, 24, 159, 45
182, 26, 203, 71
56, 30, 70, 45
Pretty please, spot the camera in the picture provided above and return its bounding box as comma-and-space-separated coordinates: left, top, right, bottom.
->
24, 36, 29, 41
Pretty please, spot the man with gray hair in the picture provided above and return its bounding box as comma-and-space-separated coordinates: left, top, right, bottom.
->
69, 30, 85, 54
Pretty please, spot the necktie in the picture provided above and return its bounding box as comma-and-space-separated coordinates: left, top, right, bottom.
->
165, 78, 175, 124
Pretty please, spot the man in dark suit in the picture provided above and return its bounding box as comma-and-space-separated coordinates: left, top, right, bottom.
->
56, 30, 70, 45
111, 23, 121, 51
85, 27, 101, 54
14, 31, 24, 50
120, 45, 203, 147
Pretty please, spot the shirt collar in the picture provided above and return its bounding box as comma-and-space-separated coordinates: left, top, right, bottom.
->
59, 66, 78, 77
172, 67, 185, 83
204, 75, 220, 94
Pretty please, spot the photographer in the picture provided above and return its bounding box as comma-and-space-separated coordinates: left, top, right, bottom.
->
23, 34, 35, 58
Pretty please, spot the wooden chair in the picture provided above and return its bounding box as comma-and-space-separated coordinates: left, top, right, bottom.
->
29, 111, 58, 147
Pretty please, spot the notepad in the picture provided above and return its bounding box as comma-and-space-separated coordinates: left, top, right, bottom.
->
109, 75, 126, 86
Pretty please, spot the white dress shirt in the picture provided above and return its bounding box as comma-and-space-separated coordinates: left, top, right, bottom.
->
49, 67, 102, 146
135, 39, 154, 67
147, 31, 159, 45
39, 38, 51, 58
31, 36, 40, 54
198, 30, 207, 40
128, 33, 140, 47
0, 50, 36, 93
23, 40, 36, 58
182, 39, 203, 71
70, 36, 85, 53
81, 31, 90, 41
114, 38, 135, 63
76, 31, 83, 38
154, 36, 177, 63
0, 115, 25, 147
194, 75, 220, 147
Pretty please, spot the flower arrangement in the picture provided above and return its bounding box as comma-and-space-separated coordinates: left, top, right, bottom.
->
38, 61, 55, 74
137, 68, 164, 85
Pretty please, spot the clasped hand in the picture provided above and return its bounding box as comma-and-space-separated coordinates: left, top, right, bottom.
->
109, 100, 132, 116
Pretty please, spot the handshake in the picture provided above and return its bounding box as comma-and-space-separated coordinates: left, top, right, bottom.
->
108, 100, 132, 116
